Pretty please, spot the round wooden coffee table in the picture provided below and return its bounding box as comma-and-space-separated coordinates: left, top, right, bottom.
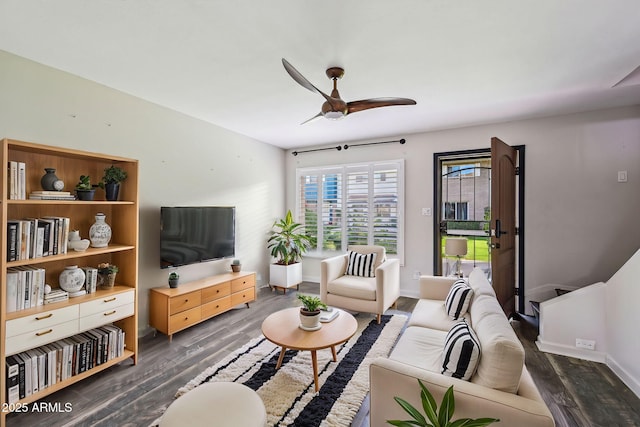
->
261, 307, 357, 392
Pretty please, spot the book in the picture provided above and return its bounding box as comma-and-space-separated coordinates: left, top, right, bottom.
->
29, 194, 76, 200
30, 191, 72, 196
5, 355, 20, 405
8, 161, 17, 200
6, 220, 19, 261
83, 267, 98, 293
17, 162, 26, 199
6, 271, 19, 312
319, 307, 340, 323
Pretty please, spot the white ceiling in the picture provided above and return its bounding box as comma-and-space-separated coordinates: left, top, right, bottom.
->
1, 1, 640, 149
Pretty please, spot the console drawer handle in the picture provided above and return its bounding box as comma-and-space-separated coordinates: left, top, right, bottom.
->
36, 329, 53, 336
104, 310, 117, 316
104, 297, 117, 302
35, 313, 53, 320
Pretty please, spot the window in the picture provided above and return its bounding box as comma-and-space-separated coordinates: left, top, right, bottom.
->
444, 202, 468, 220
443, 163, 481, 177
297, 160, 404, 262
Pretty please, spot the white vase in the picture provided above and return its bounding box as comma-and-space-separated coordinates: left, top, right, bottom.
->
59, 265, 86, 293
89, 213, 112, 248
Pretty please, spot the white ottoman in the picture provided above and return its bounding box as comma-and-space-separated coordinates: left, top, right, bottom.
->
160, 382, 266, 427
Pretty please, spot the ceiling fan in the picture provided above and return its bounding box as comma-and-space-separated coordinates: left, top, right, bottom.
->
282, 58, 417, 124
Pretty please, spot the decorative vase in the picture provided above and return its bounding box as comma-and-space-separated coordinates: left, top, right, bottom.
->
98, 272, 117, 288
89, 213, 112, 248
169, 278, 179, 288
59, 265, 86, 293
41, 168, 64, 191
299, 309, 321, 330
104, 182, 120, 201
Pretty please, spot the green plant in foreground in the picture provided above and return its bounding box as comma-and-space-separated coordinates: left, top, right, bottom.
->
297, 294, 327, 313
388, 381, 499, 427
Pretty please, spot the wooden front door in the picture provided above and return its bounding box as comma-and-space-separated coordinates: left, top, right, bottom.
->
490, 137, 517, 317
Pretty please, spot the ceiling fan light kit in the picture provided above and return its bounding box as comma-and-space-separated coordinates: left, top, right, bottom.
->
282, 58, 416, 123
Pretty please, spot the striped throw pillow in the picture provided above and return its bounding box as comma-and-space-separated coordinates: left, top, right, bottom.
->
444, 279, 474, 319
346, 251, 377, 277
442, 320, 481, 381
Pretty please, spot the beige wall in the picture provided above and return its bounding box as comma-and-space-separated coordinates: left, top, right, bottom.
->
0, 50, 286, 335
286, 105, 640, 310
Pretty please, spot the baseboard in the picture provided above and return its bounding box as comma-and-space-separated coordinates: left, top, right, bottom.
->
607, 355, 640, 399
535, 338, 607, 363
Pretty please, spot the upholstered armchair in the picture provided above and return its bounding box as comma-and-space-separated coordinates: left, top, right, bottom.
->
320, 245, 400, 324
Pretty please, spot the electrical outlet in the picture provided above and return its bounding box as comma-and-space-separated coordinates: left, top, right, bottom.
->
412, 271, 421, 280
576, 338, 596, 350
421, 208, 432, 216
618, 170, 628, 182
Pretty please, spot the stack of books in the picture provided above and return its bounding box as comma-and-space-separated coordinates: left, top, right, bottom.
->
29, 191, 76, 200
44, 289, 69, 305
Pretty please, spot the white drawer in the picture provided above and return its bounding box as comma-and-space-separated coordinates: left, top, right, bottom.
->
6, 305, 79, 338
79, 290, 135, 317
79, 303, 135, 331
5, 319, 79, 356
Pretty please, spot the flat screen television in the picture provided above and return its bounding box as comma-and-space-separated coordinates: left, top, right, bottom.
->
160, 206, 235, 269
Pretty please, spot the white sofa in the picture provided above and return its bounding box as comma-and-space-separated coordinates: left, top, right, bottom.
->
369, 268, 555, 427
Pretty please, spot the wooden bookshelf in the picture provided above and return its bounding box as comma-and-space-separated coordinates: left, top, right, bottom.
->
0, 138, 139, 426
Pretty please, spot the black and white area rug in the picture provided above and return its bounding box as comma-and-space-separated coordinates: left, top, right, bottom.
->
154, 313, 406, 427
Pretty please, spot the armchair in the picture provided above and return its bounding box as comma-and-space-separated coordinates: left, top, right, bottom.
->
320, 245, 400, 324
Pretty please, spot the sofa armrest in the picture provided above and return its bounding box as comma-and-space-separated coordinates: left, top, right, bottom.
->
376, 258, 400, 311
370, 357, 555, 427
419, 275, 458, 300
320, 254, 348, 301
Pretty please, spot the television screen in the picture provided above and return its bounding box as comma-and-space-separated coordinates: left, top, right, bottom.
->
160, 206, 235, 269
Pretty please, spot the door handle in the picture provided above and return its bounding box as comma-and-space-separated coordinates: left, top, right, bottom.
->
495, 219, 508, 237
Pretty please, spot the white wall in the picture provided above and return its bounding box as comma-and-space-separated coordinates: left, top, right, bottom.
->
536, 248, 640, 397
285, 106, 640, 307
0, 50, 286, 335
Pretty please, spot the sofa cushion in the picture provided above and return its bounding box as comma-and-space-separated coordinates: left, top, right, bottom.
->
346, 251, 377, 277
467, 267, 496, 298
441, 320, 481, 381
445, 280, 474, 319
389, 326, 446, 373
470, 294, 524, 393
348, 245, 385, 269
327, 275, 376, 300
408, 298, 470, 331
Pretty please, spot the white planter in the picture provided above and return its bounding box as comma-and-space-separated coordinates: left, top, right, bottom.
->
269, 262, 303, 288
299, 309, 321, 330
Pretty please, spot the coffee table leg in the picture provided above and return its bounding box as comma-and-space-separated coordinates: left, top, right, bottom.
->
276, 346, 287, 369
311, 350, 319, 392
331, 345, 337, 362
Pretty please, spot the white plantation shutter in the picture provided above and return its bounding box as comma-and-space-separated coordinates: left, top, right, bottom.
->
296, 160, 404, 263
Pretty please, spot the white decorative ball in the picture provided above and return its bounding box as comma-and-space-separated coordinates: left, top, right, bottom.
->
44, 284, 52, 294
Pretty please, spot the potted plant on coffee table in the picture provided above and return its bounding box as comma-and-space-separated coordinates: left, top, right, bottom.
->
267, 210, 315, 293
297, 294, 327, 330
99, 165, 128, 201
75, 175, 96, 201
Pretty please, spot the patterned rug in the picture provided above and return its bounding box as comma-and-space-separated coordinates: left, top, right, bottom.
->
153, 313, 406, 427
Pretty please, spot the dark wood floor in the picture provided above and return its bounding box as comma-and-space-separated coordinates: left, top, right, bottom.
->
7, 282, 640, 427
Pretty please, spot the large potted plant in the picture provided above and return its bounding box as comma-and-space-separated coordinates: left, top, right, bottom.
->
99, 165, 128, 201
267, 210, 315, 291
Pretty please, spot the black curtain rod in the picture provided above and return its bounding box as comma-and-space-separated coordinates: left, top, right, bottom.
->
292, 138, 406, 156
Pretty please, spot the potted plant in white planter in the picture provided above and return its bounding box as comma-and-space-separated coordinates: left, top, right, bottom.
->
267, 210, 315, 293
297, 294, 327, 330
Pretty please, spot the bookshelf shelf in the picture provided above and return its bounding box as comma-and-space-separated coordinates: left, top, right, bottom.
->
1, 138, 139, 426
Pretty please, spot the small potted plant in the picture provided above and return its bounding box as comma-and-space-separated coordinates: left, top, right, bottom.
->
97, 262, 119, 288
75, 175, 96, 201
231, 259, 242, 273
388, 381, 499, 427
99, 165, 128, 201
168, 271, 179, 288
297, 294, 327, 330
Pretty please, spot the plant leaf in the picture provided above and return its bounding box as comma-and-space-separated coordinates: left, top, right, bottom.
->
387, 420, 425, 427
393, 397, 428, 426
417, 380, 439, 426
451, 418, 500, 427
438, 386, 455, 426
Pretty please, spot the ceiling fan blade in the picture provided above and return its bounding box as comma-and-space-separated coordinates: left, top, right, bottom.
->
347, 97, 417, 115
282, 58, 334, 103
301, 112, 323, 125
